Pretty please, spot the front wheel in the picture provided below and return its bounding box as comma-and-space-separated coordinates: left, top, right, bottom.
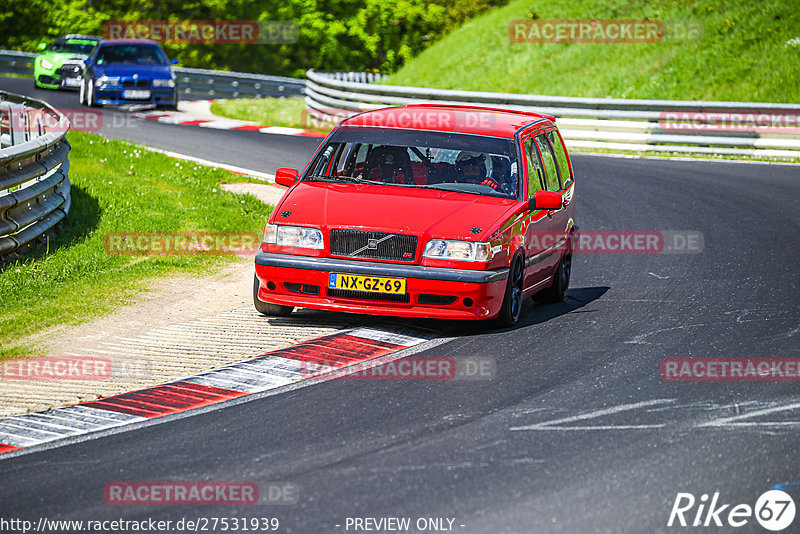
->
157, 92, 178, 111
253, 275, 293, 316
86, 80, 100, 108
78, 80, 86, 105
495, 255, 524, 327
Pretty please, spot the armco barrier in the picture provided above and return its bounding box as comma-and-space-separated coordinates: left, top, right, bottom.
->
0, 91, 71, 257
0, 49, 304, 99
305, 70, 800, 159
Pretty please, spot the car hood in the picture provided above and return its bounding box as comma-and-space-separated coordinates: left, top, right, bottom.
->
93, 64, 173, 78
275, 182, 520, 241
40, 52, 88, 65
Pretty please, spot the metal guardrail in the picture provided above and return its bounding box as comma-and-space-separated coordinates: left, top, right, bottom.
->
0, 49, 305, 99
305, 70, 800, 159
0, 91, 71, 257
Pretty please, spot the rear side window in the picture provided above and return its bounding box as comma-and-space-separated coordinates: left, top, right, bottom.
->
548, 130, 573, 188
524, 138, 544, 196
535, 134, 561, 192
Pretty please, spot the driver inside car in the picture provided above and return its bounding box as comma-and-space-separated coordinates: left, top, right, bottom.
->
455, 152, 501, 190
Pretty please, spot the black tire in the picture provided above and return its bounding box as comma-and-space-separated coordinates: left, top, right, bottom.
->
495, 255, 525, 327
533, 237, 573, 303
157, 92, 178, 111
86, 80, 100, 108
253, 275, 293, 316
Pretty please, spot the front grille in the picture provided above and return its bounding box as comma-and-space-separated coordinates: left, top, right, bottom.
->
418, 294, 458, 305
56, 64, 82, 78
122, 79, 150, 89
328, 288, 411, 303
330, 229, 417, 262
284, 282, 320, 295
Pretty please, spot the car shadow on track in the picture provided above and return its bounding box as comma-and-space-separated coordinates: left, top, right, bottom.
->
448, 285, 611, 337
354, 286, 611, 339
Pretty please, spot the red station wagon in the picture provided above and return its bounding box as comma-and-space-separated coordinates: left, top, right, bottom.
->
254, 104, 577, 326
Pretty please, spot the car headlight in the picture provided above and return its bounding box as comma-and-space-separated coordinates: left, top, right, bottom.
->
152, 78, 175, 88
263, 224, 323, 249
423, 239, 492, 261
96, 76, 120, 87
39, 58, 54, 70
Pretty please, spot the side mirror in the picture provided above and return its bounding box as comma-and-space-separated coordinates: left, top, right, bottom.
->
275, 168, 299, 187
83, 59, 91, 66
528, 190, 563, 211
37, 42, 47, 51
171, 58, 179, 65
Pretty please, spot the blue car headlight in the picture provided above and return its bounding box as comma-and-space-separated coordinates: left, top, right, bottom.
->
152, 78, 175, 88
95, 76, 121, 87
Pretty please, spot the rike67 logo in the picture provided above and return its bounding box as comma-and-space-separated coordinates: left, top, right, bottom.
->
668, 490, 795, 531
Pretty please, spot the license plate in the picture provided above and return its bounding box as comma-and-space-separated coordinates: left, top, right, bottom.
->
63, 78, 80, 87
123, 90, 151, 99
328, 273, 406, 294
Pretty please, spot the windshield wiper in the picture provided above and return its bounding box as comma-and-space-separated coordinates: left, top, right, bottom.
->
420, 183, 509, 197
306, 174, 384, 185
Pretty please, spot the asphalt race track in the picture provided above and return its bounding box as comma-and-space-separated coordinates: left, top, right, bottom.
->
2, 76, 800, 533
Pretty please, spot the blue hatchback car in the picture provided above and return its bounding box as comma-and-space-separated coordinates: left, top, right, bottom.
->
79, 39, 178, 109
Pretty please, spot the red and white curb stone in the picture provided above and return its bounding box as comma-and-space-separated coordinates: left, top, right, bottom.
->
0, 326, 432, 457
134, 109, 324, 137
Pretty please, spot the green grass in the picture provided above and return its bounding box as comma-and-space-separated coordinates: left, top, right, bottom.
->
0, 132, 271, 359
385, 0, 800, 102
210, 97, 333, 133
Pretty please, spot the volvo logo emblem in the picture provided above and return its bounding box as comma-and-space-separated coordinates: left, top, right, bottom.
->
351, 234, 395, 256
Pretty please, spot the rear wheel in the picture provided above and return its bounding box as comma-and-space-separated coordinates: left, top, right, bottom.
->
533, 236, 573, 303
253, 275, 293, 316
495, 255, 524, 327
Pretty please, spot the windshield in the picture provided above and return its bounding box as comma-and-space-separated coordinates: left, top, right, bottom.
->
48, 39, 99, 55
305, 127, 520, 198
95, 44, 168, 65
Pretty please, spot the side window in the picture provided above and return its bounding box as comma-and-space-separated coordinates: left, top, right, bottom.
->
535, 134, 561, 192
524, 138, 544, 197
548, 130, 573, 188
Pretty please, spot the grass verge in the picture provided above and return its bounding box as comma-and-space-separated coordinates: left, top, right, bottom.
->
210, 97, 333, 134
385, 0, 800, 102
0, 132, 271, 359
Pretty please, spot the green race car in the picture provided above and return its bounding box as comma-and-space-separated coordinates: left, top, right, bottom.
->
34, 34, 102, 90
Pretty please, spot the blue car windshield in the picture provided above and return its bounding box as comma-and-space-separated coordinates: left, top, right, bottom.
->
96, 45, 168, 65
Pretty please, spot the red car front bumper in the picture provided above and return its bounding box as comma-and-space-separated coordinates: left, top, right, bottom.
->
254, 252, 509, 320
